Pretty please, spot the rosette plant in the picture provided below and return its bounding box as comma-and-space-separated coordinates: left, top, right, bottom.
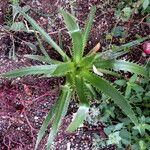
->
1, 6, 149, 150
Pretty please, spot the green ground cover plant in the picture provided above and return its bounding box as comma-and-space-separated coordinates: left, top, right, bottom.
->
4, 0, 30, 59
1, 5, 149, 150
91, 72, 150, 149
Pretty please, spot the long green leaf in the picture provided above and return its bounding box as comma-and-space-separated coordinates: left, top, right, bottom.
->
46, 84, 72, 150
67, 76, 89, 132
80, 54, 96, 68
96, 50, 129, 60
82, 71, 139, 126
94, 59, 149, 78
24, 54, 61, 64
114, 36, 150, 51
2, 62, 74, 78
93, 66, 122, 78
60, 8, 83, 63
67, 104, 89, 132
16, 6, 69, 60
58, 31, 63, 49
95, 36, 149, 60
83, 6, 96, 48
143, 124, 150, 131
44, 62, 74, 77
35, 102, 57, 150
84, 83, 98, 99
35, 32, 52, 61
75, 76, 88, 104
1, 65, 56, 77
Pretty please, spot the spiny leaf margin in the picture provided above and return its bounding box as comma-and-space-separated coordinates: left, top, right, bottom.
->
83, 6, 96, 48
82, 71, 139, 126
46, 84, 72, 150
60, 8, 84, 63
94, 59, 149, 78
1, 62, 74, 78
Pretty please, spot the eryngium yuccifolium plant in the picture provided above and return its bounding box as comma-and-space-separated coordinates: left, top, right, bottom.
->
1, 6, 149, 150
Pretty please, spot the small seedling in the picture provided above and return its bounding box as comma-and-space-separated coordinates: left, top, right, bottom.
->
1, 6, 149, 150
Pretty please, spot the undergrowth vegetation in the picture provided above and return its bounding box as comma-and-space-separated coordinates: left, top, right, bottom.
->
0, 1, 150, 150
89, 71, 150, 149
90, 1, 150, 149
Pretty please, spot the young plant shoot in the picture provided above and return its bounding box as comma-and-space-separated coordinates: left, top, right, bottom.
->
1, 6, 149, 150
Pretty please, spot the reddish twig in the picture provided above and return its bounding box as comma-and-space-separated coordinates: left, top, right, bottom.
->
23, 111, 37, 146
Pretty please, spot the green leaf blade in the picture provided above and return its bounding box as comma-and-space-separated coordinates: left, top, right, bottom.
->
46, 84, 72, 150
45, 62, 74, 77
16, 6, 69, 60
10, 21, 25, 31
75, 76, 88, 104
142, 0, 149, 10
60, 8, 83, 63
94, 59, 149, 78
114, 36, 150, 51
66, 76, 89, 132
72, 31, 84, 63
85, 83, 98, 99
82, 72, 139, 126
80, 54, 96, 68
67, 104, 89, 132
1, 62, 74, 78
24, 54, 61, 64
83, 6, 96, 48
1, 65, 56, 77
35, 103, 57, 150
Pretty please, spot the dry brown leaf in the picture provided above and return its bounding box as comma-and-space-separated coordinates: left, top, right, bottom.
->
88, 42, 101, 55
